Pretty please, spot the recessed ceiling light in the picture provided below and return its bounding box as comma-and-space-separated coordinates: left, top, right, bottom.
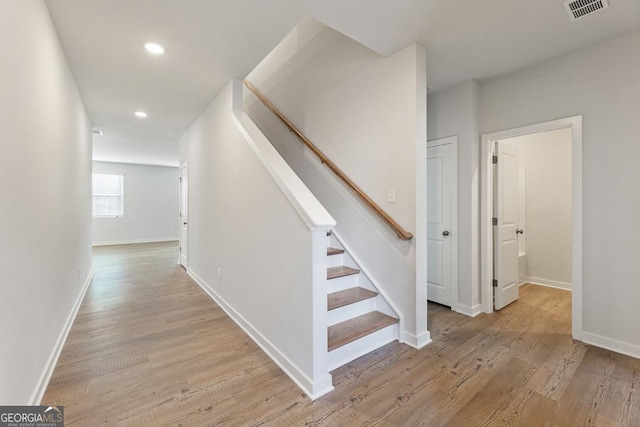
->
134, 111, 148, 118
144, 42, 165, 55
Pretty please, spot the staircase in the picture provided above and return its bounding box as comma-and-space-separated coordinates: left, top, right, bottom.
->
325, 232, 399, 371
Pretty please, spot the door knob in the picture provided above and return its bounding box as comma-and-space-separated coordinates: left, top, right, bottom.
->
516, 229, 524, 234
183, 222, 188, 225
443, 231, 450, 237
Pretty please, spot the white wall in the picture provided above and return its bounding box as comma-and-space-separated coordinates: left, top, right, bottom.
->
504, 128, 572, 288
180, 82, 333, 396
92, 161, 179, 245
427, 81, 481, 314
245, 20, 428, 343
0, 1, 92, 404
480, 30, 640, 353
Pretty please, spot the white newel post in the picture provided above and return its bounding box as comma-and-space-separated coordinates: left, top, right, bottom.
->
310, 228, 333, 397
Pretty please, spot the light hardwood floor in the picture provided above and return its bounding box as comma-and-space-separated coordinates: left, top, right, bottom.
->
43, 242, 640, 426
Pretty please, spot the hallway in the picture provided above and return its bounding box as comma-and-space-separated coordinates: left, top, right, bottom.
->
43, 243, 640, 426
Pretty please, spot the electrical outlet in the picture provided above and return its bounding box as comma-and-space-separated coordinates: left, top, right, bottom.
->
387, 189, 396, 203
217, 267, 221, 279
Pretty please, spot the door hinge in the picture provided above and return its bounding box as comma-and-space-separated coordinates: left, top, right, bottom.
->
492, 155, 498, 164
179, 247, 181, 252
492, 218, 498, 226
493, 279, 498, 287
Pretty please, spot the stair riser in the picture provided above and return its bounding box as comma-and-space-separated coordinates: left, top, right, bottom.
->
326, 254, 344, 268
328, 297, 377, 327
328, 324, 399, 371
327, 274, 359, 293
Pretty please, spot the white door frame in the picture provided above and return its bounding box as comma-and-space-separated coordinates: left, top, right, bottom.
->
427, 136, 459, 313
480, 116, 583, 341
179, 162, 189, 269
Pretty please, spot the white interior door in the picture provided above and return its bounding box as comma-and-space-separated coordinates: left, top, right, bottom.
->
179, 165, 189, 268
494, 142, 519, 310
518, 167, 527, 255
427, 138, 456, 307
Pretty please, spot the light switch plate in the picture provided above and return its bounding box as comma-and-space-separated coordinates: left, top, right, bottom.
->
387, 189, 396, 203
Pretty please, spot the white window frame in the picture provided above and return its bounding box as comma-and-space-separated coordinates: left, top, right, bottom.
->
92, 173, 124, 218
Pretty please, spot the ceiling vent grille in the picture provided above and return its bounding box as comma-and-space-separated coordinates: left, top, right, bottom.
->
92, 130, 104, 136
564, 0, 609, 21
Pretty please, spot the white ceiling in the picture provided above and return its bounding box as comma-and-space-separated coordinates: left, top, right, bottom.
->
45, 0, 640, 167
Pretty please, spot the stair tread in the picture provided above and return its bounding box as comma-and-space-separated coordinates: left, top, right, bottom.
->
328, 287, 378, 311
328, 312, 397, 351
327, 247, 345, 256
327, 266, 360, 280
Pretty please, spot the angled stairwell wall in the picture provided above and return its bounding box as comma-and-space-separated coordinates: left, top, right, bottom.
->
179, 81, 335, 399
245, 19, 429, 347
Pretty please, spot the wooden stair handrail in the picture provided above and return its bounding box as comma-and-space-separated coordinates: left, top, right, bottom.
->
244, 80, 413, 241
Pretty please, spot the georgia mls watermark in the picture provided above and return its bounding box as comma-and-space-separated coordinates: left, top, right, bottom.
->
0, 406, 64, 427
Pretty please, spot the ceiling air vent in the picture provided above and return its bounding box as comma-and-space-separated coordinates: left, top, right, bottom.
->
92, 130, 104, 136
564, 0, 609, 21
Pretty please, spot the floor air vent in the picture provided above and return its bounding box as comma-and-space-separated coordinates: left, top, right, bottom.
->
564, 0, 609, 21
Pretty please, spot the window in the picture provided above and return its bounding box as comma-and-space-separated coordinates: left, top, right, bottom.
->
92, 173, 124, 217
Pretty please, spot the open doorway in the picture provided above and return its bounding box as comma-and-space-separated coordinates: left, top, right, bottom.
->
481, 116, 583, 340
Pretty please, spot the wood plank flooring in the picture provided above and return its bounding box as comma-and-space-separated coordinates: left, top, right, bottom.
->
43, 242, 640, 426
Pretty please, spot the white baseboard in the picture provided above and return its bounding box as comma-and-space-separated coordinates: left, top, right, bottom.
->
455, 303, 482, 317
187, 268, 334, 400
30, 270, 93, 405
92, 237, 178, 247
402, 330, 432, 349
582, 331, 640, 360
524, 277, 572, 291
